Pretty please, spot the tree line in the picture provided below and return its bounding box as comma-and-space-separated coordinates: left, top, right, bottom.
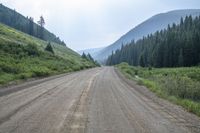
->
0, 3, 66, 46
106, 15, 200, 67
82, 53, 100, 67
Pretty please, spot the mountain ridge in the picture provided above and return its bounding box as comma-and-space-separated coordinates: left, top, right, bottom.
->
93, 9, 200, 63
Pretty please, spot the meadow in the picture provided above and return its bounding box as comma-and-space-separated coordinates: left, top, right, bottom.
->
116, 62, 200, 116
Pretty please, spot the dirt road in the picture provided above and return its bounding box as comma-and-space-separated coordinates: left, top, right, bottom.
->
0, 67, 200, 133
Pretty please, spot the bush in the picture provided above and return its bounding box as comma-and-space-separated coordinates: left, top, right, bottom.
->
0, 62, 22, 74
125, 69, 135, 76
32, 67, 51, 77
187, 72, 200, 81
25, 43, 40, 56
17, 73, 32, 79
0, 73, 15, 84
155, 75, 200, 101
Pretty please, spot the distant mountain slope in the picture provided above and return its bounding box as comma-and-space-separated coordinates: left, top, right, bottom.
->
78, 47, 104, 56
0, 23, 96, 84
0, 3, 65, 45
94, 9, 200, 62
106, 15, 200, 67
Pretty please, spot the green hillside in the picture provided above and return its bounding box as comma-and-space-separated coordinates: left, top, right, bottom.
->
0, 23, 96, 85
0, 4, 65, 45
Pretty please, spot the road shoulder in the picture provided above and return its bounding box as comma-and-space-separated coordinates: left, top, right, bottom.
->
114, 67, 200, 133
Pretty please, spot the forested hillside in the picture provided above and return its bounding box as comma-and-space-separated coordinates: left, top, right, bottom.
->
107, 16, 200, 67
0, 4, 65, 45
94, 9, 200, 62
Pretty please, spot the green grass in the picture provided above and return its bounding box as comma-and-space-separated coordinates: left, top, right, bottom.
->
0, 23, 97, 85
116, 62, 200, 116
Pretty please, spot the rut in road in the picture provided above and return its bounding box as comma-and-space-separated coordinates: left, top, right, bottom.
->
0, 67, 200, 133
60, 71, 100, 133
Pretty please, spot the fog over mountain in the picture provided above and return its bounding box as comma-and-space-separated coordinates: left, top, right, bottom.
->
78, 47, 104, 56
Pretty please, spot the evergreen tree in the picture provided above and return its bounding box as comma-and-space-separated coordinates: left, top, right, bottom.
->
81, 52, 87, 59
178, 49, 184, 66
45, 42, 54, 54
37, 16, 45, 39
87, 53, 94, 62
28, 17, 34, 36
139, 53, 145, 67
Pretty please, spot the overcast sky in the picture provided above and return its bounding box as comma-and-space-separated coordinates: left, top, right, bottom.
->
1, 0, 200, 51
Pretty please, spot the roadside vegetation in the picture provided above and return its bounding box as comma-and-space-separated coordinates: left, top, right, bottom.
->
0, 23, 97, 85
116, 62, 200, 116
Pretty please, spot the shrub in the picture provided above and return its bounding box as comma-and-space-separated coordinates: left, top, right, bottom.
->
0, 73, 15, 84
0, 62, 21, 74
32, 67, 51, 77
18, 73, 32, 79
25, 43, 40, 56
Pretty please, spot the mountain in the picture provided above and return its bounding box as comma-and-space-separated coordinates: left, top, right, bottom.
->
78, 47, 104, 56
0, 3, 65, 45
94, 9, 200, 63
106, 15, 200, 67
0, 23, 97, 84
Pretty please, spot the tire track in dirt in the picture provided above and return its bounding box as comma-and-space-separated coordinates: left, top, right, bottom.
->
60, 71, 100, 133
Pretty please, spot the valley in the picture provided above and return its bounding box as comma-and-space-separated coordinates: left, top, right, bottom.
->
0, 1, 200, 133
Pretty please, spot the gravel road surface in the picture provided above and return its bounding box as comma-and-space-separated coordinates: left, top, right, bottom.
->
0, 67, 200, 133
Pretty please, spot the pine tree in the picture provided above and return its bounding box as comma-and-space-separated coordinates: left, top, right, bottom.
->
28, 17, 34, 35
139, 53, 145, 67
81, 52, 87, 59
45, 42, 54, 54
178, 49, 184, 66
87, 53, 94, 62
37, 16, 45, 39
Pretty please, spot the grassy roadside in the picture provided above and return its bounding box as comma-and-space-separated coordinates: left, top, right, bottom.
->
0, 23, 97, 85
116, 62, 200, 116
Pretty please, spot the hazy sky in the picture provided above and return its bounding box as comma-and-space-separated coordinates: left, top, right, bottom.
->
1, 0, 200, 51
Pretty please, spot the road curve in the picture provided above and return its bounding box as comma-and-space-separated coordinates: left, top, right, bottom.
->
0, 67, 200, 133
